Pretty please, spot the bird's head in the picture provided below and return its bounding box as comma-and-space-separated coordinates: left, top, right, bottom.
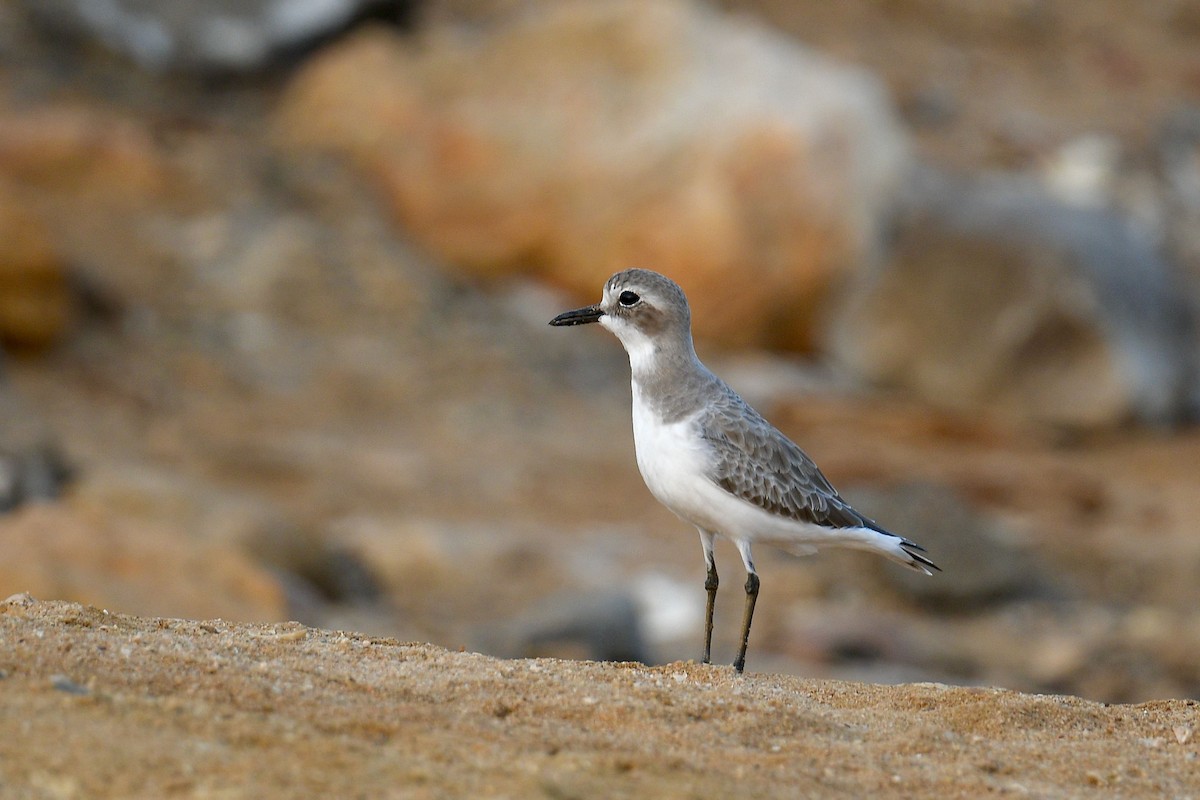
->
549, 269, 693, 365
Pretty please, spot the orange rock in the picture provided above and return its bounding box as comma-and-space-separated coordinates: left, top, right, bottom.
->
0, 503, 287, 623
275, 1, 908, 350
0, 104, 164, 198
0, 183, 71, 350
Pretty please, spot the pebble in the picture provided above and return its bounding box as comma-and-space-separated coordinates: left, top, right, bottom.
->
50, 674, 90, 695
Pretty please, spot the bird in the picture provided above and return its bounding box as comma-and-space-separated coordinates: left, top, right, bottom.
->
549, 268, 938, 673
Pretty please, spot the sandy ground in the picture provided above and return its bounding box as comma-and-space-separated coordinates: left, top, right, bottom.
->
2, 596, 1197, 799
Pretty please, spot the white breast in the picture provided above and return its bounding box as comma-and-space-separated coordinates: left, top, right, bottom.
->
630, 395, 758, 538
631, 383, 772, 543
629, 385, 704, 510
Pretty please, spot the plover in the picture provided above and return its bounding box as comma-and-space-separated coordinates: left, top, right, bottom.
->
550, 268, 938, 673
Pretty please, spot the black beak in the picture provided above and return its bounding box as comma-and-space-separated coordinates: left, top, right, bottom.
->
548, 303, 605, 326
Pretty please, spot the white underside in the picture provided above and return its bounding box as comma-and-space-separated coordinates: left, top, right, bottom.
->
630, 384, 916, 571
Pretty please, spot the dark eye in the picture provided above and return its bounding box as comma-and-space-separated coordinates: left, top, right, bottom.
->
618, 291, 640, 307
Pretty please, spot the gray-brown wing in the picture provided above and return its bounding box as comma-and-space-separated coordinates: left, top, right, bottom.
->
697, 383, 875, 530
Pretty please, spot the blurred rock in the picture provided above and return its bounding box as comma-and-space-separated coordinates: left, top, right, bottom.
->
0, 102, 172, 319
0, 104, 165, 200
420, 0, 527, 27
274, 0, 909, 350
0, 446, 71, 513
847, 482, 1033, 610
474, 589, 647, 663
832, 167, 1196, 427
323, 516, 460, 601
782, 606, 922, 667
20, 0, 417, 73
1157, 106, 1200, 415
1039, 133, 1122, 209
0, 381, 71, 513
0, 502, 287, 622
244, 519, 383, 605
629, 571, 702, 652
1025, 631, 1090, 687
1158, 105, 1200, 216
0, 183, 72, 351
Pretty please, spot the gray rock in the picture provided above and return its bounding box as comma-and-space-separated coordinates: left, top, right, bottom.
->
22, 0, 416, 72
474, 590, 647, 664
0, 385, 70, 513
832, 166, 1196, 427
1157, 105, 1200, 416
49, 674, 90, 695
0, 445, 71, 513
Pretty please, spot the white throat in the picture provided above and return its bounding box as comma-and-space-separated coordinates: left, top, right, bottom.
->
600, 315, 660, 377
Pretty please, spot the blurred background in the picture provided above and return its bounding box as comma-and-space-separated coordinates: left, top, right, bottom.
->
2, 0, 1200, 703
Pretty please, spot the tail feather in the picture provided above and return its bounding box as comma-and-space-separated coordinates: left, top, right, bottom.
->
835, 525, 941, 576
898, 538, 940, 575
861, 519, 939, 575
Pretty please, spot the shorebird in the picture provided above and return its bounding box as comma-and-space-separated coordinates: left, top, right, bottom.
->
550, 269, 938, 673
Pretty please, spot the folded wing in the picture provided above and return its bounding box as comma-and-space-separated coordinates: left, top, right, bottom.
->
697, 384, 874, 530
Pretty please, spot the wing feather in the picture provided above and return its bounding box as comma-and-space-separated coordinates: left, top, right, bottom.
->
697, 384, 874, 531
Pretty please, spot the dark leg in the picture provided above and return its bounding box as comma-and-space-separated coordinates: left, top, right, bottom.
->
732, 539, 758, 674
697, 529, 717, 665
732, 572, 759, 674
703, 559, 718, 664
